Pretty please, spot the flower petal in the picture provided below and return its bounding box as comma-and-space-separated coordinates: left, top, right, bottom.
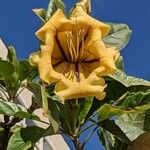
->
71, 6, 110, 38
29, 45, 62, 83
55, 76, 106, 101
38, 56, 62, 83
36, 9, 73, 43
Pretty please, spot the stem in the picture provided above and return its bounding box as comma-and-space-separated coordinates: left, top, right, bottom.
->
84, 112, 98, 124
73, 137, 83, 150
0, 88, 9, 100
14, 87, 26, 99
0, 116, 10, 150
38, 120, 51, 126
77, 121, 99, 136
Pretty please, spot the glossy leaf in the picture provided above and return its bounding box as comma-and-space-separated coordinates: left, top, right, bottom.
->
103, 70, 150, 104
18, 60, 35, 82
6, 46, 19, 89
64, 100, 80, 133
101, 120, 130, 144
98, 128, 128, 150
109, 70, 150, 87
32, 8, 46, 22
27, 82, 47, 106
99, 103, 150, 122
7, 129, 32, 150
86, 98, 103, 118
116, 91, 150, 107
27, 82, 59, 133
46, 0, 66, 21
115, 113, 146, 141
57, 102, 72, 133
103, 23, 132, 50
104, 79, 127, 102
99, 104, 125, 122
7, 46, 17, 67
57, 99, 90, 133
7, 126, 52, 150
0, 60, 14, 79
98, 128, 115, 150
0, 99, 40, 120
115, 56, 124, 71
47, 97, 60, 133
78, 97, 93, 124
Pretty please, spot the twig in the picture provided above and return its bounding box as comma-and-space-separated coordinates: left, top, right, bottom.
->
77, 121, 100, 136
72, 137, 83, 150
0, 88, 9, 100
85, 111, 98, 124
14, 87, 26, 98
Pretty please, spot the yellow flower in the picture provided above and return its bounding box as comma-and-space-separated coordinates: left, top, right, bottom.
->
29, 5, 119, 101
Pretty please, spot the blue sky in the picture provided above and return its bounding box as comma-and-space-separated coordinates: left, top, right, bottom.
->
0, 0, 150, 149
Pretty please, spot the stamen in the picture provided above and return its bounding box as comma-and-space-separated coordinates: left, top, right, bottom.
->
69, 31, 77, 62
76, 29, 82, 60
75, 17, 79, 61
66, 16, 85, 64
80, 29, 85, 60
66, 32, 74, 62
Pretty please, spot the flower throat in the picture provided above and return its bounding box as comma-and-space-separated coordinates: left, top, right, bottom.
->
66, 28, 86, 63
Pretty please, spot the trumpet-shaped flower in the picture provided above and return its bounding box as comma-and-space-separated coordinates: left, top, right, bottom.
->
29, 5, 119, 101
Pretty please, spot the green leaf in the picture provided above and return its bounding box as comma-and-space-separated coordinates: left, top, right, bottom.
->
0, 99, 40, 121
103, 70, 150, 103
104, 78, 127, 102
98, 128, 128, 150
109, 70, 150, 88
47, 98, 60, 133
27, 82, 47, 106
56, 102, 71, 133
6, 46, 20, 89
32, 8, 46, 23
7, 126, 52, 150
98, 128, 115, 150
20, 126, 53, 143
99, 103, 150, 122
115, 56, 124, 71
46, 0, 66, 21
101, 120, 130, 144
99, 104, 125, 122
27, 82, 59, 133
0, 60, 14, 79
103, 23, 132, 50
7, 46, 17, 67
54, 97, 94, 134
65, 100, 80, 133
117, 91, 150, 107
7, 129, 32, 150
18, 60, 35, 82
78, 97, 93, 124
115, 113, 146, 141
